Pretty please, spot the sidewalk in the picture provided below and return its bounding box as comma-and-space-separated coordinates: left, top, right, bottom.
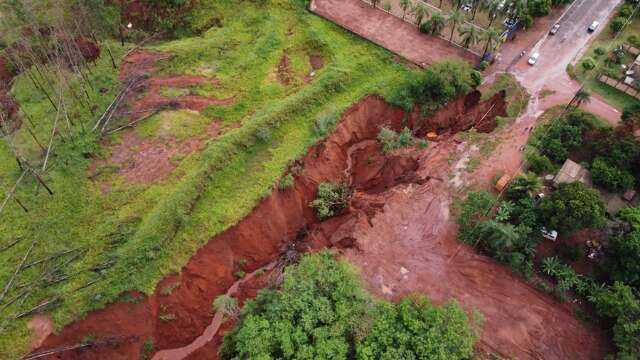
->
311, 0, 479, 67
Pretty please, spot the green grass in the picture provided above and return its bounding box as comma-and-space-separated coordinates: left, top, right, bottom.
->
573, 5, 640, 110
0, 0, 417, 357
135, 109, 212, 140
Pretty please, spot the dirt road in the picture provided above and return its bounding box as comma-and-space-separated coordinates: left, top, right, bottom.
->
310, 0, 479, 66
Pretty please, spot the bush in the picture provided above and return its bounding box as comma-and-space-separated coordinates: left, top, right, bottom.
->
457, 191, 495, 242
621, 103, 640, 126
540, 182, 606, 234
594, 47, 606, 56
278, 173, 295, 190
313, 107, 340, 137
220, 252, 480, 360
377, 127, 414, 152
356, 296, 479, 360
528, 0, 552, 17
310, 182, 350, 220
526, 152, 555, 174
618, 4, 634, 18
591, 157, 635, 192
581, 57, 597, 71
628, 35, 640, 49
610, 17, 627, 34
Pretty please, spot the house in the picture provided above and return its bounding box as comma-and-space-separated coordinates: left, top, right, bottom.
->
553, 159, 592, 188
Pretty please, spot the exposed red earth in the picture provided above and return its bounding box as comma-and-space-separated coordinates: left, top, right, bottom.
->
32, 89, 516, 359
310, 0, 479, 67
31, 87, 609, 360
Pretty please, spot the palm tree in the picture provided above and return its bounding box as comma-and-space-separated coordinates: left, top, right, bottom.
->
447, 9, 465, 42
400, 0, 412, 19
483, 0, 501, 28
459, 24, 480, 48
424, 12, 446, 36
371, 0, 380, 8
568, 88, 591, 109
412, 3, 428, 25
482, 27, 500, 58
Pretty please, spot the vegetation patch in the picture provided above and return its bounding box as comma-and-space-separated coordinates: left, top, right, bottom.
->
220, 252, 480, 360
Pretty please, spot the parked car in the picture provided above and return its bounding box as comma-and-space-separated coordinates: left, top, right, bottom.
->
549, 23, 560, 35
535, 193, 545, 201
528, 52, 540, 65
462, 3, 472, 12
588, 21, 600, 33
541, 228, 558, 241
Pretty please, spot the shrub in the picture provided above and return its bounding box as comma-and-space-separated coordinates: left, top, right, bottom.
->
581, 57, 596, 71
457, 191, 495, 242
621, 103, 640, 126
356, 297, 479, 360
526, 152, 554, 174
255, 126, 272, 142
520, 14, 534, 29
377, 127, 414, 152
591, 157, 635, 192
610, 17, 627, 34
528, 0, 552, 17
310, 182, 350, 220
213, 295, 239, 320
278, 173, 295, 190
628, 35, 640, 48
594, 47, 606, 56
540, 182, 606, 234
618, 4, 634, 18
313, 107, 340, 137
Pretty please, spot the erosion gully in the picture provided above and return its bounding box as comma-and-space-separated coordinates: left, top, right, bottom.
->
29, 89, 609, 360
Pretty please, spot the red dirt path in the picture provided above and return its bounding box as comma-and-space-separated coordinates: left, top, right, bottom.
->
310, 0, 479, 67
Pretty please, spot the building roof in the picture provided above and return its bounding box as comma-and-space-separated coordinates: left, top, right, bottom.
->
553, 159, 592, 187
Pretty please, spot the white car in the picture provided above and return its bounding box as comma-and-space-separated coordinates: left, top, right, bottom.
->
462, 3, 472, 12
541, 228, 558, 241
528, 52, 539, 65
588, 21, 600, 33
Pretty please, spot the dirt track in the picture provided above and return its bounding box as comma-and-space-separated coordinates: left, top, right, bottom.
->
310, 0, 479, 66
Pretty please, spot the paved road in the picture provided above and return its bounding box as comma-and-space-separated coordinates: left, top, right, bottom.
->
505, 0, 623, 123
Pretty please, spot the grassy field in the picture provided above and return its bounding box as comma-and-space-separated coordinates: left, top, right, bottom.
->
0, 0, 420, 357
572, 5, 640, 110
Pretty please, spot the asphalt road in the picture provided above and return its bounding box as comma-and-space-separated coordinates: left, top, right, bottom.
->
500, 0, 624, 123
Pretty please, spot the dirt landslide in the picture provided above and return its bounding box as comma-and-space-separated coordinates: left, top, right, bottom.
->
31, 89, 608, 360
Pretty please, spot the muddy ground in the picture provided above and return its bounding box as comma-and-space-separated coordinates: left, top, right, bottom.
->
30, 86, 611, 360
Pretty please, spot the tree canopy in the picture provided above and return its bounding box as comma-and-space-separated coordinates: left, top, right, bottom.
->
540, 182, 606, 234
220, 252, 480, 360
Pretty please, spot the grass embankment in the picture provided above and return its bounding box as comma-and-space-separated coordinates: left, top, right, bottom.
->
0, 0, 417, 356
572, 4, 640, 110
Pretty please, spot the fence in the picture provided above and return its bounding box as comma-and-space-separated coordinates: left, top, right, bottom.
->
598, 74, 640, 100
360, 0, 484, 56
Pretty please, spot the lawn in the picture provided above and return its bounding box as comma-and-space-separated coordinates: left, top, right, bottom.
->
0, 0, 417, 357
572, 4, 640, 111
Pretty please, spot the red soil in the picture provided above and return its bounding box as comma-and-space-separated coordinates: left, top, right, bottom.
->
103, 131, 205, 184
309, 54, 324, 71
276, 53, 293, 86
119, 50, 234, 119
310, 0, 479, 67
32, 90, 609, 360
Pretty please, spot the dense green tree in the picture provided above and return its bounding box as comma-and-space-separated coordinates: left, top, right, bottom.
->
527, 0, 552, 17
604, 231, 640, 290
610, 17, 628, 34
540, 182, 606, 234
220, 252, 373, 359
581, 57, 597, 71
221, 252, 480, 360
621, 103, 640, 126
482, 27, 501, 58
356, 297, 479, 360
591, 157, 635, 193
